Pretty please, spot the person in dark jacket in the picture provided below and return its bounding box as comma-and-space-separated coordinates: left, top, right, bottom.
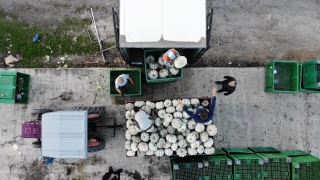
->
215, 76, 236, 96
102, 166, 123, 180
178, 87, 217, 123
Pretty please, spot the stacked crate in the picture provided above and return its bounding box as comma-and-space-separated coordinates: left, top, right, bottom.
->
299, 60, 320, 93
170, 156, 204, 180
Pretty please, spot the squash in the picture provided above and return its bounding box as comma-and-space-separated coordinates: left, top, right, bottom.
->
125, 130, 132, 140
131, 142, 138, 151
141, 132, 150, 142
195, 123, 205, 133
176, 148, 187, 157
165, 148, 174, 156
166, 106, 176, 113
141, 106, 151, 115
138, 142, 148, 152
203, 138, 213, 148
148, 142, 158, 151
187, 120, 196, 130
171, 143, 179, 151
177, 123, 187, 132
156, 101, 164, 109
187, 132, 198, 143
200, 131, 209, 143
127, 150, 136, 156
126, 103, 134, 111
149, 62, 159, 70
159, 69, 169, 78
174, 56, 187, 69
150, 133, 160, 143
158, 55, 165, 65
146, 150, 154, 156
148, 69, 158, 79
182, 128, 191, 137
166, 134, 177, 143
126, 111, 133, 120
155, 118, 162, 126
137, 150, 146, 157
171, 118, 182, 129
125, 140, 132, 150
177, 135, 184, 141
129, 125, 139, 135
126, 120, 133, 129
169, 67, 179, 76
190, 98, 200, 107
201, 100, 209, 107
155, 149, 165, 157
163, 113, 173, 122
173, 112, 182, 118
132, 135, 142, 143
157, 138, 166, 148
146, 125, 156, 133
146, 55, 155, 64
176, 104, 183, 112
162, 120, 170, 127
182, 99, 191, 106
134, 125, 142, 133
188, 147, 198, 155
159, 129, 168, 138
164, 99, 172, 107
181, 118, 188, 123
146, 101, 156, 109
172, 99, 179, 107
164, 142, 172, 149
131, 109, 136, 116
192, 131, 199, 139
193, 108, 197, 113
204, 147, 215, 155
167, 125, 176, 134
134, 101, 145, 107
206, 125, 218, 136
156, 109, 165, 119
178, 139, 188, 148
197, 145, 204, 154
182, 111, 190, 119
204, 120, 212, 125
190, 141, 200, 149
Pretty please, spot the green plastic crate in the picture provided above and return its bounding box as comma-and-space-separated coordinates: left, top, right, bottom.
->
215, 148, 227, 156
301, 60, 320, 89
222, 148, 253, 156
170, 156, 204, 180
256, 153, 291, 180
280, 150, 309, 157
299, 65, 320, 93
229, 154, 264, 180
265, 60, 299, 93
199, 155, 233, 180
0, 71, 30, 104
109, 69, 141, 96
290, 155, 320, 180
248, 147, 281, 153
144, 49, 183, 83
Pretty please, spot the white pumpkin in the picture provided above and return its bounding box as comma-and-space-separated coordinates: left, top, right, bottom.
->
146, 150, 154, 156
126, 120, 133, 129
166, 134, 177, 143
127, 150, 135, 156
132, 135, 142, 143
206, 125, 218, 136
192, 131, 199, 139
155, 118, 162, 126
187, 120, 196, 130
159, 69, 169, 78
171, 143, 179, 151
188, 147, 198, 155
148, 69, 158, 79
177, 123, 187, 132
150, 133, 160, 143
176, 104, 183, 112
171, 118, 182, 129
138, 142, 148, 152
164, 99, 172, 107
149, 142, 158, 151
173, 112, 182, 118
155, 149, 165, 157
193, 108, 197, 113
162, 120, 170, 127
176, 148, 187, 157
146, 55, 155, 64
167, 125, 176, 134
134, 125, 142, 133
157, 138, 166, 148
166, 106, 176, 113
204, 120, 212, 125
165, 148, 174, 156
158, 125, 165, 131
172, 99, 179, 106
131, 142, 138, 151
137, 150, 146, 157
182, 99, 191, 107
182, 128, 191, 137
146, 125, 156, 133
134, 101, 145, 107
126, 103, 134, 111
158, 109, 166, 118
201, 100, 209, 107
125, 130, 132, 140
158, 55, 165, 65
126, 111, 133, 120
203, 138, 214, 148
181, 118, 188, 123
141, 132, 150, 142
205, 147, 215, 155
159, 129, 168, 138
200, 131, 209, 142
141, 106, 151, 115
164, 142, 171, 149
195, 123, 205, 133
187, 107, 193, 112
129, 125, 139, 135
125, 140, 132, 150
169, 67, 179, 76
178, 139, 188, 148
156, 101, 164, 110
131, 109, 136, 116
197, 145, 205, 154
187, 132, 198, 143
182, 111, 190, 119
146, 101, 156, 109
149, 62, 159, 70
177, 135, 184, 141
174, 56, 187, 68
163, 113, 173, 122
190, 98, 200, 107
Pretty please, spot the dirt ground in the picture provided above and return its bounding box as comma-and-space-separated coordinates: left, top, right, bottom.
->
1, 0, 320, 68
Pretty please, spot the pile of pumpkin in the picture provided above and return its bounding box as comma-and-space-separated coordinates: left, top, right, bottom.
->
125, 98, 218, 157
145, 55, 180, 79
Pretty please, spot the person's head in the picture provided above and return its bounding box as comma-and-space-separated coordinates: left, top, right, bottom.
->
118, 77, 124, 83
200, 110, 208, 120
133, 106, 140, 113
228, 81, 236, 87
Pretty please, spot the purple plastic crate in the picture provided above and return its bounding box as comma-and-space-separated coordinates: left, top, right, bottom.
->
22, 121, 41, 138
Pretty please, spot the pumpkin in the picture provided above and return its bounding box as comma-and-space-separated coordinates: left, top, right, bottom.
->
125, 140, 132, 150
197, 145, 204, 154
158, 55, 165, 65
127, 150, 135, 156
188, 147, 197, 155
176, 148, 187, 157
173, 112, 182, 118
134, 101, 145, 107
156, 101, 164, 109
134, 125, 142, 133
177, 123, 187, 132
146, 150, 154, 156
159, 69, 169, 78
172, 118, 182, 129
166, 134, 177, 143
187, 132, 198, 143
146, 125, 156, 133
129, 125, 139, 135
158, 64, 165, 69
155, 118, 162, 126
195, 123, 205, 133
171, 143, 179, 151
172, 99, 179, 106
182, 99, 191, 107
150, 133, 160, 143
200, 131, 209, 142
190, 98, 200, 107
165, 148, 174, 156
157, 138, 166, 148
187, 107, 193, 112
125, 130, 132, 140
126, 103, 134, 111
137, 150, 146, 157
149, 62, 159, 70
204, 120, 212, 125
158, 109, 166, 118
166, 106, 176, 113
174, 56, 187, 69
131, 142, 138, 151
148, 69, 158, 79
206, 125, 218, 136
138, 142, 148, 152
126, 111, 133, 120
164, 113, 173, 122
146, 55, 155, 64
162, 120, 170, 127
182, 111, 190, 119
192, 131, 199, 139
178, 139, 188, 148
159, 129, 168, 138
204, 147, 215, 155
193, 108, 197, 113
126, 120, 133, 129
149, 142, 158, 151
176, 104, 183, 112
141, 106, 151, 115
146, 101, 156, 109
164, 142, 172, 149
164, 99, 172, 107
141, 132, 150, 142
181, 118, 188, 123
201, 100, 209, 107
169, 67, 179, 76
132, 135, 142, 143
190, 141, 201, 149
177, 135, 184, 141
187, 120, 196, 130
155, 149, 165, 157
157, 125, 165, 131
203, 138, 214, 148
167, 125, 176, 134
182, 128, 191, 137
131, 109, 136, 116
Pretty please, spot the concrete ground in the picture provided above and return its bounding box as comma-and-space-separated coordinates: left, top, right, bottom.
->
0, 67, 319, 180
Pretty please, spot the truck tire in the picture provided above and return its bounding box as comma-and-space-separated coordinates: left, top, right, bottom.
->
70, 106, 106, 118
32, 109, 53, 115
88, 137, 106, 153
32, 141, 41, 148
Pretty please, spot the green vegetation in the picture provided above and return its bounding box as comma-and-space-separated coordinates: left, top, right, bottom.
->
0, 10, 99, 68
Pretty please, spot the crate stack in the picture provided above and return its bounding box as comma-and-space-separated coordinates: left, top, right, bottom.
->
170, 156, 204, 180
299, 60, 320, 93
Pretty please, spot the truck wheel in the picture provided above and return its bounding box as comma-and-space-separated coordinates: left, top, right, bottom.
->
32, 109, 53, 115
88, 138, 106, 153
32, 141, 41, 148
70, 106, 106, 118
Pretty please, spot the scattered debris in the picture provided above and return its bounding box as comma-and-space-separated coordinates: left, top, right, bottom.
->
95, 82, 103, 91
45, 55, 50, 62
32, 34, 39, 42
5, 55, 23, 67
60, 55, 71, 61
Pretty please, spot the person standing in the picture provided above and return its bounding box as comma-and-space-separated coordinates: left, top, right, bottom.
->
162, 48, 180, 68
132, 106, 153, 131
115, 74, 135, 96
178, 87, 217, 123
215, 76, 236, 96
102, 166, 123, 180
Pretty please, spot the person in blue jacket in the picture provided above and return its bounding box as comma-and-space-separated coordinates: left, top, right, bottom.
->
178, 87, 217, 123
